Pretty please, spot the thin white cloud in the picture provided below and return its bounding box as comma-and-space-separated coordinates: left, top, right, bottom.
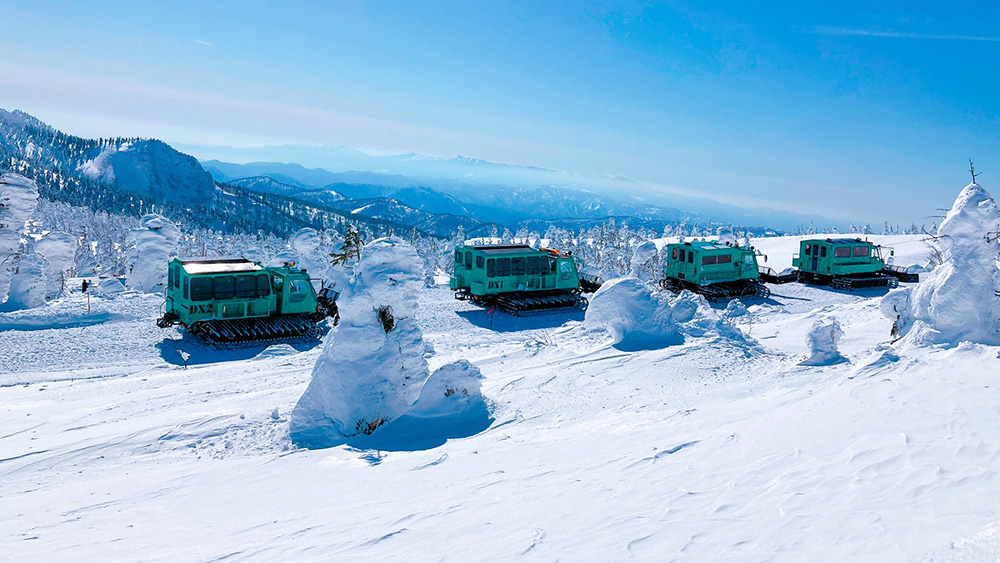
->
813, 26, 1000, 42
193, 39, 216, 47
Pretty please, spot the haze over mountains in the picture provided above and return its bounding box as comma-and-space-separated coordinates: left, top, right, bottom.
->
198, 146, 839, 231
0, 106, 841, 237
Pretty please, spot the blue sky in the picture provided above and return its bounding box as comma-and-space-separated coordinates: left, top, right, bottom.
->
1, 1, 998, 223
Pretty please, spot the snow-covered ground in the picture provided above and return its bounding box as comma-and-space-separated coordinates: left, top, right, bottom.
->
3, 235, 1000, 561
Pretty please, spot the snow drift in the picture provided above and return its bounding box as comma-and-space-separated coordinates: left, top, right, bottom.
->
583, 277, 754, 351
290, 237, 490, 450
126, 215, 180, 294
881, 182, 1000, 346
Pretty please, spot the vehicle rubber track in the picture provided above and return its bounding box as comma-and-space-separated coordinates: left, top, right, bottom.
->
659, 277, 770, 302
829, 274, 898, 290
495, 290, 588, 316
191, 314, 321, 343
798, 271, 898, 290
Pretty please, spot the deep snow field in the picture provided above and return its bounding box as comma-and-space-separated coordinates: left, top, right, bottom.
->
3, 234, 1000, 562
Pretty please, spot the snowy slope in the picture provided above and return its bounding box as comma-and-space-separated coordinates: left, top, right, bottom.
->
4, 228, 1000, 562
77, 140, 216, 205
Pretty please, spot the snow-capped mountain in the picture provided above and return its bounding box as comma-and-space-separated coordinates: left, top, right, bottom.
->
77, 139, 216, 204
0, 109, 442, 239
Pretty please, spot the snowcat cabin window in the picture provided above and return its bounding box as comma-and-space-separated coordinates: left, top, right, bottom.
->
190, 277, 213, 301
526, 255, 539, 275
717, 254, 732, 264
487, 258, 496, 277
678, 249, 686, 262
672, 248, 678, 259
496, 258, 511, 277
702, 255, 717, 265
289, 279, 309, 302
183, 277, 189, 299
213, 275, 235, 300
804, 244, 811, 256
465, 252, 473, 270
743, 254, 754, 264
168, 266, 174, 289
853, 246, 869, 257
834, 246, 851, 258
454, 250, 462, 263
511, 257, 525, 276
687, 252, 694, 264
235, 275, 257, 298
820, 246, 827, 257
476, 256, 484, 269
256, 274, 271, 297
547, 257, 557, 273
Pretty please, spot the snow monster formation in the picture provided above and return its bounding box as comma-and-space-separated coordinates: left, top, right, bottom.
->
290, 236, 490, 450
583, 277, 755, 351
35, 231, 78, 299
881, 182, 1000, 346
267, 227, 331, 289
126, 214, 181, 293
0, 173, 40, 308
801, 317, 847, 366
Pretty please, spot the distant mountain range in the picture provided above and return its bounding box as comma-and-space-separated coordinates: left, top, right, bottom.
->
0, 107, 833, 240
191, 144, 839, 231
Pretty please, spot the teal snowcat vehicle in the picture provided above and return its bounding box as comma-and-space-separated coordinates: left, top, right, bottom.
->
660, 240, 769, 301
793, 238, 900, 290
450, 244, 590, 314
157, 257, 339, 342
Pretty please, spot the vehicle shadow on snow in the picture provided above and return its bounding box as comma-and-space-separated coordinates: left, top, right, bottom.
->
156, 332, 323, 366
456, 308, 584, 332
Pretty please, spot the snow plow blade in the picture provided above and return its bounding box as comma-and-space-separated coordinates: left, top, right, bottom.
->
881, 265, 920, 283
758, 266, 797, 284
190, 315, 322, 343
579, 273, 603, 293
494, 290, 588, 316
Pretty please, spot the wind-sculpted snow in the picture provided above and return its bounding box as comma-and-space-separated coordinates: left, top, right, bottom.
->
290, 237, 490, 449
881, 183, 1000, 346
582, 277, 754, 351
801, 317, 847, 365
125, 214, 180, 294
0, 173, 40, 306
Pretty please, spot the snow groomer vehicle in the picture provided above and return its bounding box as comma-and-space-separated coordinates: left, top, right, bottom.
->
792, 238, 908, 290
157, 257, 338, 342
660, 240, 770, 301
450, 244, 592, 314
